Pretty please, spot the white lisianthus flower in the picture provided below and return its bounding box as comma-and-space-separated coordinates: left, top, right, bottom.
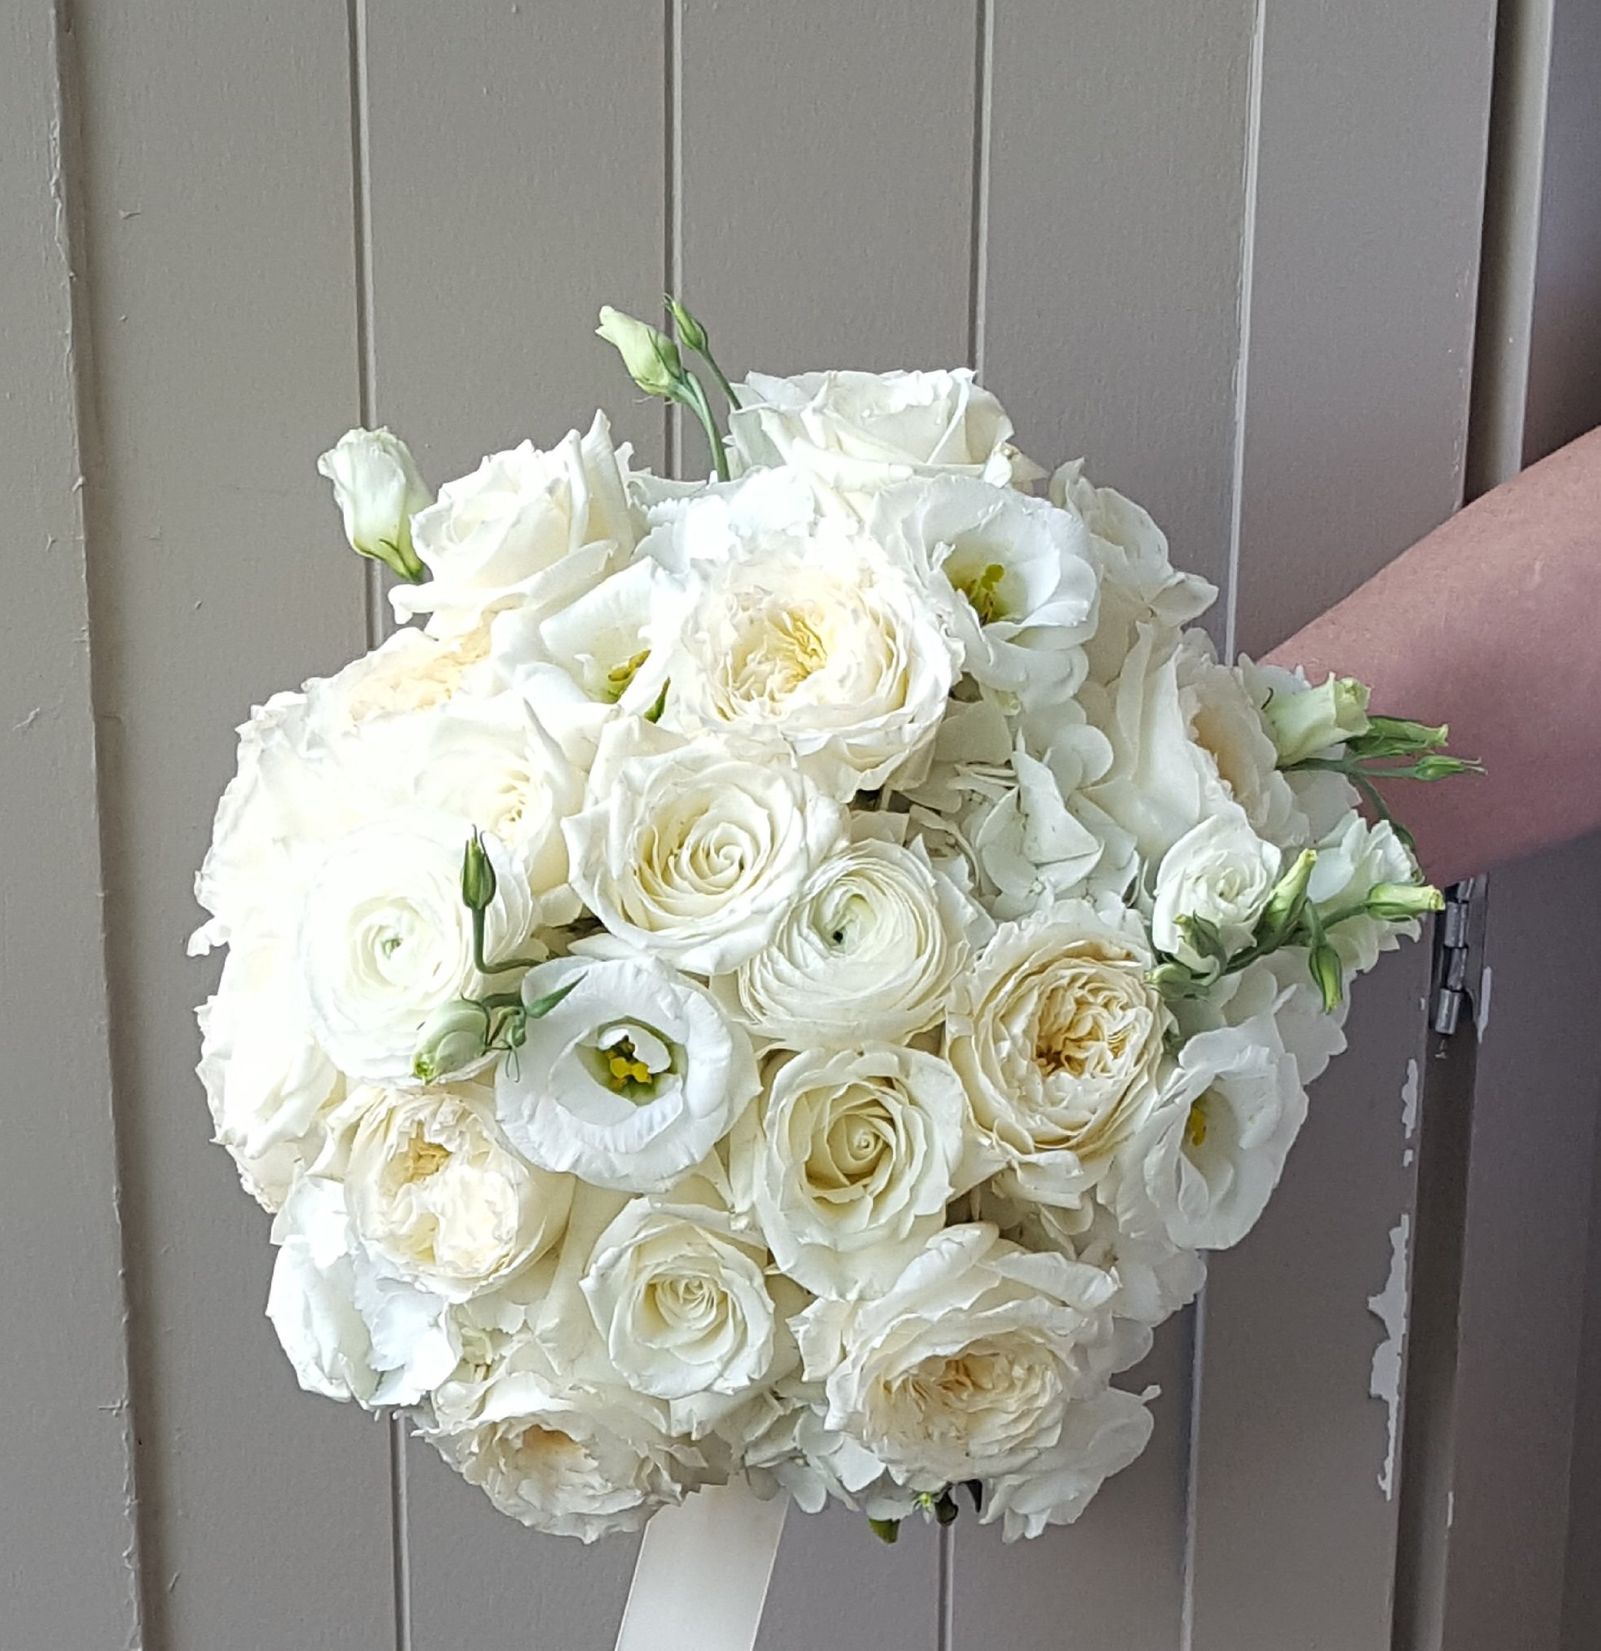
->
729, 368, 1041, 491
266, 1174, 459, 1407
1086, 626, 1306, 863
298, 812, 538, 1082
650, 474, 961, 799
317, 427, 433, 582
1308, 816, 1425, 973
336, 1079, 573, 1302
723, 836, 985, 1047
730, 1044, 978, 1299
1111, 1014, 1308, 1251
1150, 814, 1282, 972
1261, 670, 1371, 766
979, 1385, 1156, 1541
1050, 460, 1216, 683
393, 413, 637, 637
495, 956, 759, 1192
423, 1329, 711, 1541
794, 1224, 1116, 1490
564, 718, 843, 974
580, 1197, 777, 1401
870, 476, 1098, 698
947, 901, 1169, 1207
197, 939, 342, 1210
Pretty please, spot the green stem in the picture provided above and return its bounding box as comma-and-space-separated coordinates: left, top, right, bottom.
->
471, 908, 544, 977
673, 371, 730, 481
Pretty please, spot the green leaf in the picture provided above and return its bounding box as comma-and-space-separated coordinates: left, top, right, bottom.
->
868, 1517, 900, 1546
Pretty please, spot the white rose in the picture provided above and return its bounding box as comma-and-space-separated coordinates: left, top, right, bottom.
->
580, 1196, 776, 1400
795, 1224, 1116, 1490
423, 1328, 710, 1541
197, 939, 342, 1209
336, 1079, 573, 1302
947, 901, 1168, 1207
305, 626, 494, 727
869, 476, 1098, 698
979, 1385, 1155, 1541
1150, 814, 1282, 972
495, 956, 759, 1192
1050, 460, 1216, 683
649, 473, 961, 799
266, 1174, 459, 1407
723, 836, 983, 1047
730, 1044, 977, 1299
564, 718, 843, 974
1085, 625, 1305, 863
393, 413, 637, 637
1308, 816, 1424, 973
729, 368, 1040, 491
298, 811, 538, 1081
1111, 1014, 1308, 1251
317, 427, 432, 581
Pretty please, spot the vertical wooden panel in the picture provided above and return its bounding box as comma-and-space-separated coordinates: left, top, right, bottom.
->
70, 3, 395, 1647
955, 5, 1255, 1646
1188, 5, 1496, 1649
1, 8, 142, 1647
357, 8, 666, 1646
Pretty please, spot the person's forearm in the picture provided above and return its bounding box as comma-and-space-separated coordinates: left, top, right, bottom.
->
1265, 427, 1601, 886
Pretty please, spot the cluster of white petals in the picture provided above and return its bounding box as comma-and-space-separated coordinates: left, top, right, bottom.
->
194, 356, 1434, 1545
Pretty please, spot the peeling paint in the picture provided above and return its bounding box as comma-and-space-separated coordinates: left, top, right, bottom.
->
1400, 1057, 1419, 1168
1476, 964, 1493, 1043
1368, 1214, 1411, 1499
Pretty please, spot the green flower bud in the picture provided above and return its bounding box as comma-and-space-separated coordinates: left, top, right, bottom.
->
316, 427, 432, 582
1254, 848, 1318, 950
1409, 753, 1483, 781
665, 294, 709, 355
1365, 881, 1446, 921
597, 305, 683, 398
1358, 715, 1451, 753
1267, 675, 1371, 766
411, 999, 489, 1083
460, 829, 497, 913
1308, 941, 1345, 1012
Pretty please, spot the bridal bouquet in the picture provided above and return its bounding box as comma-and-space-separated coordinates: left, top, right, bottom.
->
192, 299, 1473, 1544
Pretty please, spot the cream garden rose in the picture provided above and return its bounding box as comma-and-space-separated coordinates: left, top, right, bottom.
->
724, 836, 983, 1048
731, 1044, 977, 1298
947, 900, 1168, 1207
564, 717, 843, 973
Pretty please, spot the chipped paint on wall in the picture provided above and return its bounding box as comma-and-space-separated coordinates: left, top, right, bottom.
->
1476, 963, 1493, 1042
1400, 1057, 1419, 1169
1368, 1214, 1411, 1499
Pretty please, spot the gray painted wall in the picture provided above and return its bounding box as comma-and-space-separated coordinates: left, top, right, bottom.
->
23, 3, 1601, 1648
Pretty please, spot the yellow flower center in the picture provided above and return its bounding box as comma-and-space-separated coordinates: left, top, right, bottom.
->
1186, 1095, 1210, 1150
604, 648, 651, 702
605, 1036, 652, 1091
957, 562, 1009, 625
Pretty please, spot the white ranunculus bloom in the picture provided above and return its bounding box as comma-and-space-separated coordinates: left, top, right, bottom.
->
299, 812, 538, 1081
564, 718, 843, 974
649, 474, 962, 799
197, 939, 342, 1210
979, 1384, 1156, 1541
723, 836, 984, 1048
393, 413, 637, 637
1308, 815, 1424, 973
1112, 1014, 1308, 1251
1050, 460, 1216, 683
317, 427, 433, 581
1150, 813, 1282, 972
266, 1174, 459, 1407
495, 956, 759, 1192
947, 901, 1168, 1207
729, 368, 1041, 491
1085, 625, 1306, 863
580, 1196, 777, 1401
730, 1044, 978, 1299
336, 1079, 573, 1302
795, 1224, 1116, 1491
423, 1327, 711, 1541
870, 476, 1098, 698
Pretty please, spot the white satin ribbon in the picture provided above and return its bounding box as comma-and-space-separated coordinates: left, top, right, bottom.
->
614, 1480, 789, 1651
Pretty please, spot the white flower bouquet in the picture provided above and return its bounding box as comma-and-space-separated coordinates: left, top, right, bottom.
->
192, 299, 1475, 1543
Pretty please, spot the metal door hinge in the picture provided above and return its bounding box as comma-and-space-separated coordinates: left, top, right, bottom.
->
1431, 875, 1486, 1036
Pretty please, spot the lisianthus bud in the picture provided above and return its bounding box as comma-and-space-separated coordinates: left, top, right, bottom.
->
411, 999, 490, 1082
316, 428, 431, 581
1253, 848, 1317, 950
1364, 881, 1445, 921
665, 295, 709, 355
597, 306, 683, 398
1308, 941, 1345, 1011
460, 830, 497, 912
1266, 675, 1371, 766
